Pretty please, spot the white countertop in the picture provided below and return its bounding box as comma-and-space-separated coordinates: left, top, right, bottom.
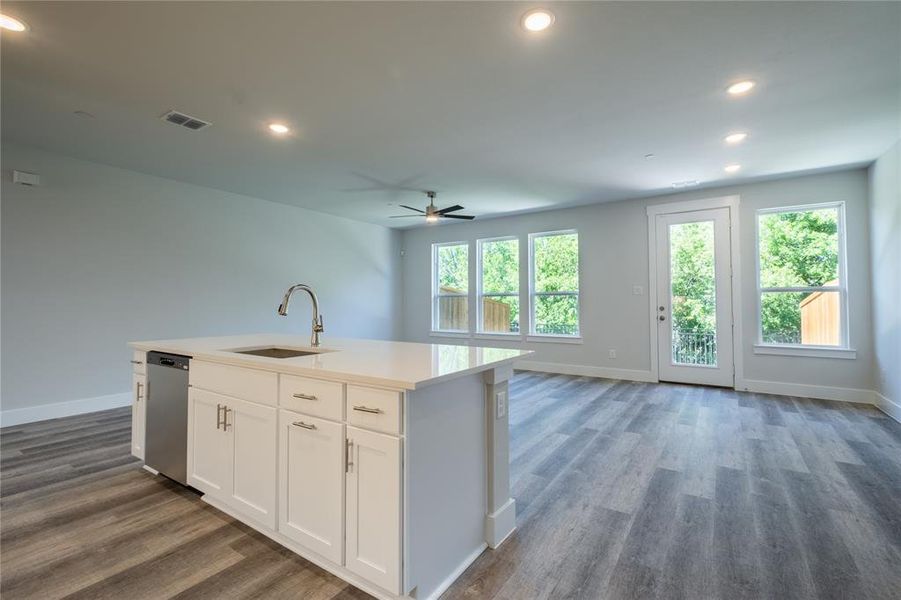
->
129, 333, 531, 390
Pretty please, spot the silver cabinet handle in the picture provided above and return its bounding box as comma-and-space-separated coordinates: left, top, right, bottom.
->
292, 393, 318, 401
292, 421, 316, 430
216, 403, 223, 430
353, 405, 382, 414
130, 360, 143, 365
223, 407, 232, 431
345, 439, 353, 473
135, 381, 143, 402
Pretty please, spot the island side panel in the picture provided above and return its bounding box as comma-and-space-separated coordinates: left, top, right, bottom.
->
405, 372, 487, 600
483, 364, 516, 548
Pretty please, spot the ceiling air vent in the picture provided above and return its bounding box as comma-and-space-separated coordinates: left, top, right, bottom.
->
160, 110, 211, 131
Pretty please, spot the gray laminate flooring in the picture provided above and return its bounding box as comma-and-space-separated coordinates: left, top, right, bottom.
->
1, 373, 899, 599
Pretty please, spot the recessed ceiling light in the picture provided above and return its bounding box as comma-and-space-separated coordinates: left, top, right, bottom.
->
268, 123, 290, 135
644, 153, 656, 159
522, 9, 554, 32
727, 80, 756, 95
724, 132, 748, 144
0, 14, 27, 32
724, 164, 742, 173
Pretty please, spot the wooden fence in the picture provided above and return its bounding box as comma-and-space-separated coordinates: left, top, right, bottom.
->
800, 281, 840, 345
438, 287, 512, 332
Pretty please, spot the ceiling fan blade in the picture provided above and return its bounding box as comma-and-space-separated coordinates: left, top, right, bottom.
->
437, 205, 465, 215
389, 215, 424, 218
398, 204, 425, 213
442, 214, 475, 220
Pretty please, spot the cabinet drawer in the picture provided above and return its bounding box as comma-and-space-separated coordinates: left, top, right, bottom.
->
131, 351, 146, 375
190, 361, 278, 407
346, 386, 402, 435
280, 375, 344, 421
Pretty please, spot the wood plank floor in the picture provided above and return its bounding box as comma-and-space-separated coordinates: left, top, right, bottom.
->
2, 373, 900, 599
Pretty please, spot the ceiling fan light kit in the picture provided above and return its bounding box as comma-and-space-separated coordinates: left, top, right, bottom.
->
389, 191, 475, 223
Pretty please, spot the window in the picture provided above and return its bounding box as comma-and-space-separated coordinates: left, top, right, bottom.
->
529, 231, 580, 337
477, 237, 520, 334
432, 242, 469, 332
756, 203, 847, 347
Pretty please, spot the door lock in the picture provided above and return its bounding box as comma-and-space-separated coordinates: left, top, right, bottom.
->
659, 306, 665, 311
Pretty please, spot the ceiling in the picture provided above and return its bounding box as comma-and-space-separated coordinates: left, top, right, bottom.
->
2, 2, 899, 228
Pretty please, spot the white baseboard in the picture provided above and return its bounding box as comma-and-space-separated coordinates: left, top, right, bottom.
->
484, 497, 516, 549
735, 378, 874, 404
516, 360, 656, 383
0, 391, 131, 428
874, 391, 901, 423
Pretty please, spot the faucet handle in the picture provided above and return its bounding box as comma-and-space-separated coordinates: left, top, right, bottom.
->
314, 316, 324, 332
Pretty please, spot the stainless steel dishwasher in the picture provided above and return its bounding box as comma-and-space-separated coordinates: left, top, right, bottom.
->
145, 351, 191, 485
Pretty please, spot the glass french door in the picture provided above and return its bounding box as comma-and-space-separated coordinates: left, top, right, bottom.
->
655, 208, 734, 387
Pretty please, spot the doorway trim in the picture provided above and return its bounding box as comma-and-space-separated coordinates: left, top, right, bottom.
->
646, 195, 744, 386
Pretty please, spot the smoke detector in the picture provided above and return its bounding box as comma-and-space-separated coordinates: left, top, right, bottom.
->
160, 109, 211, 131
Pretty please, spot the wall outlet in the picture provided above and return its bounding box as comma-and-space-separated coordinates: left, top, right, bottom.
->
632, 285, 644, 296
496, 391, 507, 419
608, 349, 617, 359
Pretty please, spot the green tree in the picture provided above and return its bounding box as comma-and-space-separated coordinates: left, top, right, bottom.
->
758, 208, 838, 343
670, 222, 716, 334
481, 239, 520, 330
437, 244, 468, 291
533, 234, 579, 334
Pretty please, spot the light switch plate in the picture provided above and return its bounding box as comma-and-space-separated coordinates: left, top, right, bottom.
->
632, 285, 644, 296
496, 391, 507, 419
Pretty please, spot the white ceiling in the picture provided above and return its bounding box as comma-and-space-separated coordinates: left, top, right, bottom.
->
2, 2, 899, 228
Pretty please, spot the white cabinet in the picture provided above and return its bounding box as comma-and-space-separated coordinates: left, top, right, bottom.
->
279, 410, 344, 564
188, 389, 233, 499
131, 372, 146, 460
345, 425, 402, 594
188, 389, 277, 529
230, 396, 278, 529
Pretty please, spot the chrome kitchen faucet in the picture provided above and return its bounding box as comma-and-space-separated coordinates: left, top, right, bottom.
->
277, 284, 324, 347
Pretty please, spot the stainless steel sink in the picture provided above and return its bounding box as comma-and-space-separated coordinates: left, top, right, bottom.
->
230, 347, 319, 359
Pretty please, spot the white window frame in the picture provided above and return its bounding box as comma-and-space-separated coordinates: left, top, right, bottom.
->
431, 241, 470, 333
753, 201, 854, 358
528, 229, 581, 341
476, 236, 521, 337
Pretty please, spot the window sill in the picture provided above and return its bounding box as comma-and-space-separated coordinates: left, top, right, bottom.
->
753, 344, 857, 359
526, 334, 583, 345
429, 330, 470, 339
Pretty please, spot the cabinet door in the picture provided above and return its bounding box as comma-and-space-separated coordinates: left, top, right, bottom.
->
279, 410, 344, 564
188, 389, 233, 500
229, 397, 278, 529
345, 426, 401, 594
131, 373, 146, 460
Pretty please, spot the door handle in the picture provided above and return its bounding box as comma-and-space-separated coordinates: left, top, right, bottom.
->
345, 439, 353, 473
659, 315, 666, 321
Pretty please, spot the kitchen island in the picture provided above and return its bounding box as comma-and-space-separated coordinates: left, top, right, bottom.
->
128, 334, 530, 600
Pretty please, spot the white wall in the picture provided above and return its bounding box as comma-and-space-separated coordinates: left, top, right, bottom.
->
1, 143, 402, 422
401, 169, 875, 399
868, 141, 901, 419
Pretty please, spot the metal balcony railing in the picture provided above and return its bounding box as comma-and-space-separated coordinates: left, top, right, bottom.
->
672, 330, 717, 366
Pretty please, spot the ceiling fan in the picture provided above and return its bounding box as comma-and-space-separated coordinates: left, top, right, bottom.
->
390, 191, 475, 222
